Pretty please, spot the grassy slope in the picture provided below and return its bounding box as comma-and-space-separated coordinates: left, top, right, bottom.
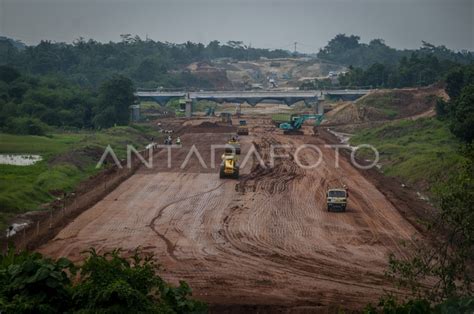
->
350, 118, 465, 192
0, 125, 158, 230
0, 133, 84, 154
356, 92, 399, 118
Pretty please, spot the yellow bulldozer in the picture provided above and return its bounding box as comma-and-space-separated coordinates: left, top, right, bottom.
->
226, 137, 241, 154
220, 152, 239, 179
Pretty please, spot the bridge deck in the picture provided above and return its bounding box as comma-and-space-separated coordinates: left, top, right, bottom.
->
135, 90, 370, 98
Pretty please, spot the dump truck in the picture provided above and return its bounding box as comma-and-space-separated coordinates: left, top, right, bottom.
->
237, 120, 249, 135
226, 137, 241, 154
326, 187, 349, 212
279, 114, 324, 135
220, 152, 239, 179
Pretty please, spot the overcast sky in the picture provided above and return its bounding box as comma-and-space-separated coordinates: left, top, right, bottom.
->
0, 0, 473, 53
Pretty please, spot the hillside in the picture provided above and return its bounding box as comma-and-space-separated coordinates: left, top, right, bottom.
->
350, 118, 465, 193
323, 86, 461, 193
216, 58, 345, 89
323, 86, 447, 131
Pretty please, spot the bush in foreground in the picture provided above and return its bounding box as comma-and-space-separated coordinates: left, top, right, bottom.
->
0, 247, 207, 313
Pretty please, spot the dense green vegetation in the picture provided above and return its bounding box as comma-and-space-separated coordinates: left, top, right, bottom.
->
0, 247, 206, 313
317, 34, 473, 69
364, 296, 474, 313
301, 34, 474, 89
0, 36, 289, 89
0, 66, 136, 134
0, 125, 158, 230
338, 54, 463, 88
437, 64, 474, 143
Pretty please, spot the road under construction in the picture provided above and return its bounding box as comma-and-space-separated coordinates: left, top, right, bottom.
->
38, 113, 424, 311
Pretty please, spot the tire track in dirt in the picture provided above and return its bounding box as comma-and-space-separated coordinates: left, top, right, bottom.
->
148, 181, 227, 260
217, 197, 393, 298
214, 133, 398, 298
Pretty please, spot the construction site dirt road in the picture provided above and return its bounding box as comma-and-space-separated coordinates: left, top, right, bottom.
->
38, 117, 421, 311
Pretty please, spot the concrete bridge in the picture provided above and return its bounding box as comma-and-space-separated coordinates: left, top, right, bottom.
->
135, 89, 371, 117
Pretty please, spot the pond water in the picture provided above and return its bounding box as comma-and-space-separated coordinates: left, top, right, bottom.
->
0, 154, 42, 166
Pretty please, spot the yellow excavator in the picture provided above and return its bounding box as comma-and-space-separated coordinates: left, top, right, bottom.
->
220, 152, 239, 179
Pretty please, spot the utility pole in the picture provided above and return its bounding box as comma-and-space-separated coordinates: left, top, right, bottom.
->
294, 42, 298, 54
247, 42, 251, 61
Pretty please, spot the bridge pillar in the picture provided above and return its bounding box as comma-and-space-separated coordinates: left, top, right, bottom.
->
312, 100, 318, 113
317, 101, 324, 115
185, 94, 193, 118
308, 98, 323, 115
235, 103, 241, 118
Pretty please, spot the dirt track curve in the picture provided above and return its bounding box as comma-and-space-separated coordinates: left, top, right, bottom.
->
38, 117, 420, 311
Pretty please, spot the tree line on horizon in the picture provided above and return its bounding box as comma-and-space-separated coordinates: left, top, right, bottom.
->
0, 35, 290, 89
317, 34, 473, 68
2, 33, 473, 90
304, 34, 474, 89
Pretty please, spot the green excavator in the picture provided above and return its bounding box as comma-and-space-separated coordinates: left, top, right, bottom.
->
279, 114, 324, 135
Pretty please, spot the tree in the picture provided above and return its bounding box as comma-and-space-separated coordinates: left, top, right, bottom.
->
0, 66, 20, 83
97, 75, 135, 127
134, 58, 167, 82
93, 105, 116, 129
450, 84, 474, 143
364, 63, 389, 87
445, 65, 474, 100
5, 116, 49, 135
319, 34, 361, 56
437, 64, 474, 143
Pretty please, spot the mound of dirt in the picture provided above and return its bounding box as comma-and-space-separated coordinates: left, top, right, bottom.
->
49, 146, 104, 171
186, 121, 236, 133
198, 121, 221, 128
324, 86, 447, 125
